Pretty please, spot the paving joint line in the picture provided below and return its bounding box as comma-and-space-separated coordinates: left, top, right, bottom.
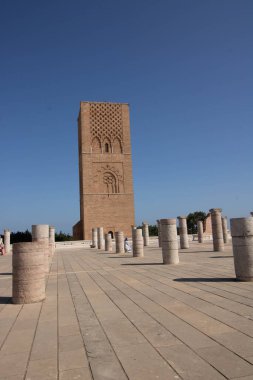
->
146, 266, 253, 320
87, 263, 230, 379
63, 253, 129, 380
108, 267, 253, 366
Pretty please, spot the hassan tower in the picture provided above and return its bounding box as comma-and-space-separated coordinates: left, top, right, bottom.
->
73, 101, 135, 240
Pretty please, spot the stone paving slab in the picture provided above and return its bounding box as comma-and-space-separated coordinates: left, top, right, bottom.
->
0, 241, 253, 379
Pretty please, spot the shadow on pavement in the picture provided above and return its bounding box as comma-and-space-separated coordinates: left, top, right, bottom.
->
0, 297, 12, 304
108, 255, 133, 259
174, 277, 236, 283
210, 256, 233, 259
122, 263, 163, 266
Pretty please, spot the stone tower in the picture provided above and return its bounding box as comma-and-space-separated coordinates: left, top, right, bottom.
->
73, 101, 135, 240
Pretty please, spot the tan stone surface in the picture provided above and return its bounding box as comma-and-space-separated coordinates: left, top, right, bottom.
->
177, 216, 189, 249
0, 241, 253, 379
12, 242, 46, 304
210, 208, 224, 252
231, 217, 253, 281
3, 229, 11, 254
197, 220, 204, 243
142, 223, 150, 246
133, 228, 144, 257
73, 101, 135, 240
115, 231, 124, 254
160, 218, 179, 264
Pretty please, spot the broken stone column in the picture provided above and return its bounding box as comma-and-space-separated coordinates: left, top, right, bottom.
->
92, 228, 98, 248
12, 242, 46, 304
4, 229, 11, 254
142, 223, 149, 246
97, 227, 105, 250
197, 221, 204, 243
131, 225, 137, 236
222, 217, 228, 244
209, 209, 224, 252
133, 228, 144, 257
115, 231, 124, 254
49, 226, 55, 256
160, 219, 179, 264
32, 224, 50, 272
177, 216, 189, 249
105, 233, 112, 252
157, 220, 162, 247
231, 217, 253, 281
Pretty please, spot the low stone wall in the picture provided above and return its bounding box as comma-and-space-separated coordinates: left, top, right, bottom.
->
56, 240, 92, 249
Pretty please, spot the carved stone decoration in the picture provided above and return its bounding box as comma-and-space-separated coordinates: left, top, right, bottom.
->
93, 163, 124, 194
103, 172, 118, 193
90, 103, 123, 144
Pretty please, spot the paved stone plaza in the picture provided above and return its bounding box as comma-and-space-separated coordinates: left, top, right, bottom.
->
0, 241, 253, 380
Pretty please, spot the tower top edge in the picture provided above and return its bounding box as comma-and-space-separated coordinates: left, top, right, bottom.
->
80, 101, 129, 106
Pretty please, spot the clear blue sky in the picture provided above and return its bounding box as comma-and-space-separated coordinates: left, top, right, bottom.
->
1, 0, 252, 233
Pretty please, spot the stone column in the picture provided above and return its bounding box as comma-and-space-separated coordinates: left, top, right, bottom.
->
197, 221, 204, 243
92, 228, 98, 248
105, 233, 112, 252
209, 208, 224, 252
157, 220, 162, 247
177, 216, 189, 249
49, 226, 55, 256
250, 212, 253, 217
133, 228, 144, 257
97, 227, 104, 250
32, 224, 50, 272
160, 219, 179, 264
4, 229, 11, 254
12, 242, 46, 304
142, 223, 149, 246
115, 231, 124, 254
222, 217, 228, 244
231, 217, 253, 281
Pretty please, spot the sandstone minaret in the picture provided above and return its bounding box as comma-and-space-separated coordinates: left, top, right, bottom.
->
73, 101, 135, 240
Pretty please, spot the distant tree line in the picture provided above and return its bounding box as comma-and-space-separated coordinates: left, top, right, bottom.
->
4, 212, 207, 244
7, 230, 73, 244
55, 231, 72, 241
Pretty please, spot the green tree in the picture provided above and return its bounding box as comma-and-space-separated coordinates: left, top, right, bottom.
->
149, 225, 158, 236
10, 230, 32, 244
187, 211, 206, 234
55, 231, 73, 242
137, 225, 158, 236
8, 230, 73, 243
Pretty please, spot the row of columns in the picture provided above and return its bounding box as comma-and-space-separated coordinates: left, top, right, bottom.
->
91, 211, 252, 282
91, 211, 229, 258
156, 209, 229, 266
91, 224, 149, 256
1, 226, 56, 256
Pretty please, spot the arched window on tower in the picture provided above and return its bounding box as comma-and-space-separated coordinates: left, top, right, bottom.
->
103, 138, 111, 154
113, 137, 122, 154
91, 137, 101, 153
